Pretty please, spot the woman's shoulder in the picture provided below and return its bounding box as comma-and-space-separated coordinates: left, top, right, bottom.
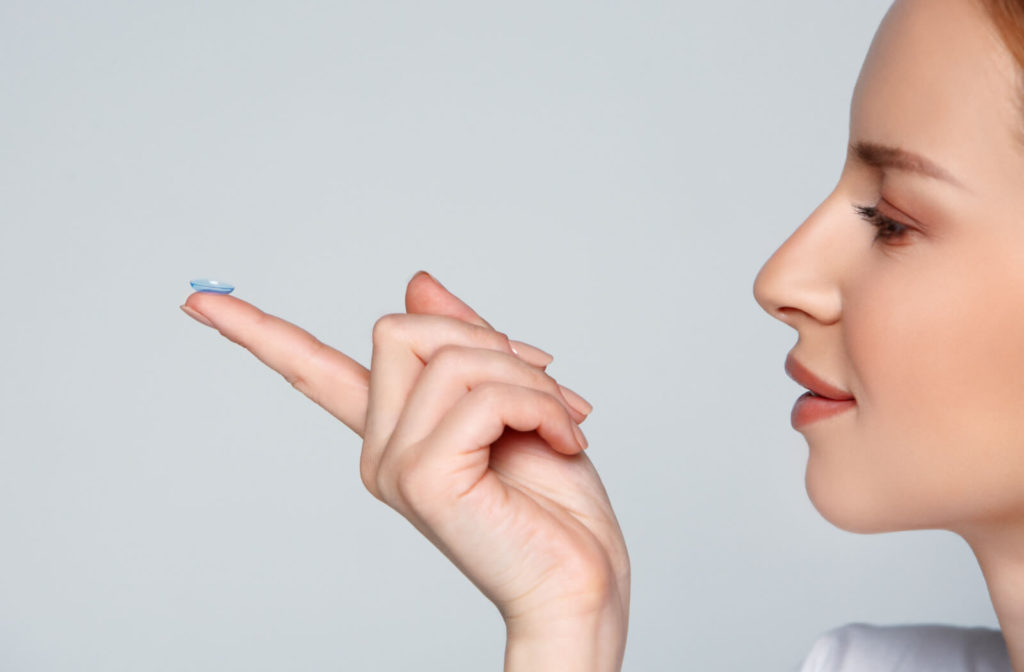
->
799, 622, 1009, 672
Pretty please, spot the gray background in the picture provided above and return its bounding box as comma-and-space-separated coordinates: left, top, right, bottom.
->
0, 1, 998, 669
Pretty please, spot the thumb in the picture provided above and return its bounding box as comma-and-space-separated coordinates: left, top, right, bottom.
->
404, 271, 553, 369
405, 271, 493, 329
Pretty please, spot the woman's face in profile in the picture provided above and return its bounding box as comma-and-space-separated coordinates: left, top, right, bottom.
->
755, 0, 1024, 536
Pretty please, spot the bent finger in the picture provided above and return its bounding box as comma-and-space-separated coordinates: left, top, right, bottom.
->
365, 344, 588, 494
364, 314, 514, 449
390, 346, 586, 453
379, 382, 586, 507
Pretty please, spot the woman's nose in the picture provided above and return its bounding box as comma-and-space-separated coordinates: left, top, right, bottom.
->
753, 197, 849, 328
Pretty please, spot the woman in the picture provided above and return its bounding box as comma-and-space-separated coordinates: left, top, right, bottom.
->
181, 0, 1024, 669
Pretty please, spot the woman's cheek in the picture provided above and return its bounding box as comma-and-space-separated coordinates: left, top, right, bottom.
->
844, 248, 1024, 528
837, 263, 976, 526
942, 253, 1024, 523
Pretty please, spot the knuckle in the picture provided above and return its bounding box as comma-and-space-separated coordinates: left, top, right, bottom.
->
371, 313, 404, 347
381, 472, 423, 512
534, 369, 560, 395
430, 344, 467, 369
470, 380, 507, 407
359, 446, 384, 501
529, 388, 563, 419
372, 447, 405, 505
543, 386, 565, 410
285, 371, 306, 392
360, 471, 382, 501
455, 321, 507, 352
392, 460, 441, 516
374, 466, 397, 505
284, 341, 329, 399
394, 465, 426, 505
479, 327, 511, 353
526, 391, 555, 419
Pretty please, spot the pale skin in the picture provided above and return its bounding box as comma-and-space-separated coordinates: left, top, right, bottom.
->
181, 272, 630, 672
755, 0, 1024, 668
183, 0, 1024, 669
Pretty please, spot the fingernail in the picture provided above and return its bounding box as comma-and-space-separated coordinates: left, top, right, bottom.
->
509, 340, 554, 367
572, 422, 589, 450
559, 384, 593, 416
180, 304, 214, 328
413, 270, 440, 286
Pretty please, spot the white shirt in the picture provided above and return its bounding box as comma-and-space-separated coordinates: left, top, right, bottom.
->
799, 623, 1010, 672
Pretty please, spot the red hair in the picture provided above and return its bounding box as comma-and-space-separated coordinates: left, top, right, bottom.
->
981, 0, 1024, 70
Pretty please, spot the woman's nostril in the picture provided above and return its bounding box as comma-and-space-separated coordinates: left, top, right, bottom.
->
769, 306, 799, 327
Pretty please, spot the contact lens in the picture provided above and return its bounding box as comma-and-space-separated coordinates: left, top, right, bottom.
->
189, 278, 235, 294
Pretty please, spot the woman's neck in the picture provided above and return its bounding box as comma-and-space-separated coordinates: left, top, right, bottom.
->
964, 525, 1024, 671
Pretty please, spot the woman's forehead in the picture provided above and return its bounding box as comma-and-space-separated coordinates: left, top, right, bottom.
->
849, 0, 1023, 190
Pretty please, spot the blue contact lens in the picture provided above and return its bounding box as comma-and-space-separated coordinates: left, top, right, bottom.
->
189, 278, 235, 294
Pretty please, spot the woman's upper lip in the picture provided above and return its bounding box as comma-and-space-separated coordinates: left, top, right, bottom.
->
784, 353, 855, 401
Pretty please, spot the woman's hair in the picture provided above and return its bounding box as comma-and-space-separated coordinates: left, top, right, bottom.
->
980, 0, 1024, 136
982, 0, 1024, 71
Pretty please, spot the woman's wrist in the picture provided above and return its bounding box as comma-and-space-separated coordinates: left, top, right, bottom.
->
503, 603, 628, 672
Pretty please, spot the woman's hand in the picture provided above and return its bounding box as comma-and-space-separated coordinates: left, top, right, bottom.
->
180, 273, 629, 671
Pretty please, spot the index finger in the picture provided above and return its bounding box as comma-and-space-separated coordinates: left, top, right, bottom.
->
182, 292, 370, 436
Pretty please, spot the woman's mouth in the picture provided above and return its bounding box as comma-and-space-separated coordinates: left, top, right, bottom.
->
790, 391, 857, 429
785, 354, 856, 429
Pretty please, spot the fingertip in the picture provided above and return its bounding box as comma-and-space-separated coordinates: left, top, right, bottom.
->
404, 271, 493, 329
180, 303, 214, 328
509, 340, 554, 368
571, 422, 589, 451
182, 294, 275, 346
547, 398, 589, 454
403, 272, 440, 313
408, 269, 437, 292
185, 289, 229, 313
558, 384, 593, 416
567, 405, 588, 425
181, 291, 239, 327
182, 292, 241, 330
405, 270, 442, 309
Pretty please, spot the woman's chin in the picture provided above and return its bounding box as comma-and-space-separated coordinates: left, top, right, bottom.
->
804, 466, 913, 535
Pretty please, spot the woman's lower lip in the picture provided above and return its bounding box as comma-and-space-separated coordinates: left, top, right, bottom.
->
791, 392, 856, 429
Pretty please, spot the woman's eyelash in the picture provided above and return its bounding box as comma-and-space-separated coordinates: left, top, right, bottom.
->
854, 204, 910, 243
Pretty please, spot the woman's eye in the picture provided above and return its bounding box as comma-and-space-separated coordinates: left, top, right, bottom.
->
854, 204, 911, 244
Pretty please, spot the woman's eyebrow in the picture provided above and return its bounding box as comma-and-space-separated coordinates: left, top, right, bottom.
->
852, 141, 965, 188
